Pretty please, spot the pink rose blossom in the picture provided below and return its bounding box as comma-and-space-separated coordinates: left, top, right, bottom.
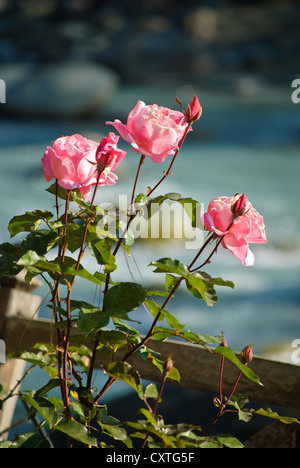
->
203, 194, 267, 266
106, 100, 190, 163
42, 133, 125, 200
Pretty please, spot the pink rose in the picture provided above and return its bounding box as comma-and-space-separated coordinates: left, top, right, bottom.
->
203, 194, 267, 266
42, 133, 125, 200
106, 100, 189, 163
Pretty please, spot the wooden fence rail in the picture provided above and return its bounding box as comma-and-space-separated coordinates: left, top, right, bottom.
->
0, 273, 300, 446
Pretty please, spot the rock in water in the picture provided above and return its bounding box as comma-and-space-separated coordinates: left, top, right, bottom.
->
0, 61, 119, 118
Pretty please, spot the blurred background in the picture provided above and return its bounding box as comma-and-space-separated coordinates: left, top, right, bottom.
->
0, 0, 300, 443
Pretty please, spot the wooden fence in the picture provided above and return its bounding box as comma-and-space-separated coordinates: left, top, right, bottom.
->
0, 273, 300, 447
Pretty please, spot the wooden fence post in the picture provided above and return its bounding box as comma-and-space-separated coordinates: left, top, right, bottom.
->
0, 271, 42, 441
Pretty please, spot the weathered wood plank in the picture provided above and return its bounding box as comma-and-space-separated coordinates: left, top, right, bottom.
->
3, 316, 300, 410
0, 359, 27, 440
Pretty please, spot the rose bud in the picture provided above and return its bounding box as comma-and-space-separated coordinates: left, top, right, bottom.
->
220, 330, 228, 348
241, 344, 254, 364
231, 193, 249, 217
185, 96, 202, 123
163, 355, 174, 375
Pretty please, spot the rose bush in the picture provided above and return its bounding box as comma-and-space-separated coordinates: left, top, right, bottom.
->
106, 100, 190, 163
203, 194, 267, 266
1, 95, 297, 450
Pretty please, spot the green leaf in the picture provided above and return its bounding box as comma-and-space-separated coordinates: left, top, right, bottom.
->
17, 350, 52, 368
144, 383, 159, 400
100, 424, 130, 444
77, 307, 111, 335
175, 196, 202, 228
165, 273, 177, 291
215, 346, 263, 386
88, 237, 116, 273
145, 299, 185, 332
228, 395, 253, 422
8, 210, 53, 237
17, 250, 61, 274
21, 229, 59, 255
0, 242, 23, 276
149, 355, 181, 382
215, 434, 244, 449
254, 408, 300, 424
98, 405, 121, 426
150, 257, 189, 278
96, 330, 129, 352
9, 432, 51, 448
46, 182, 69, 201
35, 379, 61, 399
185, 271, 234, 307
103, 361, 143, 399
55, 420, 98, 447
103, 282, 147, 318
61, 256, 104, 285
21, 394, 59, 428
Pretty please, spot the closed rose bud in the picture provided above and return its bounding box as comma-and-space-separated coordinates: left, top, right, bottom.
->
231, 193, 248, 217
241, 344, 253, 364
163, 355, 174, 374
220, 330, 228, 347
185, 96, 202, 123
